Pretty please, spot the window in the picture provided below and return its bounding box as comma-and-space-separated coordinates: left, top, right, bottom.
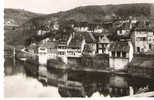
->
142, 37, 147, 41
59, 51, 65, 55
112, 51, 115, 57
122, 52, 126, 57
137, 47, 140, 52
117, 52, 121, 57
149, 44, 152, 49
136, 37, 140, 41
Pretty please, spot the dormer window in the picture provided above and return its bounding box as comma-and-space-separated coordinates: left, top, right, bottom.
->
122, 52, 126, 57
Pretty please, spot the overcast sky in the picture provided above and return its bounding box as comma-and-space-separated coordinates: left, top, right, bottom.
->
5, 0, 154, 14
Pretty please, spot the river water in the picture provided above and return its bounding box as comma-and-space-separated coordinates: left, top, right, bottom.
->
4, 57, 154, 98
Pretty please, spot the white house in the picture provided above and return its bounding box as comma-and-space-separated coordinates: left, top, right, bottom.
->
131, 28, 154, 54
109, 41, 134, 70
38, 41, 57, 65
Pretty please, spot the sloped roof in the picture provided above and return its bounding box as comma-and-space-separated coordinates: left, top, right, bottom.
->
93, 29, 111, 38
134, 21, 154, 31
68, 33, 84, 48
82, 32, 96, 43
109, 42, 129, 52
129, 55, 154, 68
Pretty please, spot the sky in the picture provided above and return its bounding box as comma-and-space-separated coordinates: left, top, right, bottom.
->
4, 0, 154, 14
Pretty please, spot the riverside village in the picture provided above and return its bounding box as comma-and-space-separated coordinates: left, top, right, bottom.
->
4, 11, 154, 97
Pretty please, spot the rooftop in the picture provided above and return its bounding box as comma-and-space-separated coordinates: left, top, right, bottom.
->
39, 41, 57, 49
82, 32, 96, 43
134, 21, 154, 31
109, 42, 129, 52
68, 33, 84, 48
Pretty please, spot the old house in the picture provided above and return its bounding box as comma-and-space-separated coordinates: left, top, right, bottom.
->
38, 41, 57, 65
56, 33, 73, 64
116, 23, 130, 37
67, 33, 86, 58
94, 30, 111, 54
109, 41, 134, 70
116, 17, 138, 38
82, 32, 97, 56
131, 22, 154, 54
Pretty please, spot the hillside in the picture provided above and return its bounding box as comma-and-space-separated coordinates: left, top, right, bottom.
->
4, 8, 44, 26
26, 3, 154, 26
4, 3, 154, 46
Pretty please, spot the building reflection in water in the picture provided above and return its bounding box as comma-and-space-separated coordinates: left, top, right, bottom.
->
4, 57, 154, 97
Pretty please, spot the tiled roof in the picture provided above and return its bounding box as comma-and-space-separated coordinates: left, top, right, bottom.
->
134, 21, 154, 31
68, 33, 84, 48
109, 42, 129, 52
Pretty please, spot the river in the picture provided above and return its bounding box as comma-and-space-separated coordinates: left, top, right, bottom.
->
4, 57, 154, 98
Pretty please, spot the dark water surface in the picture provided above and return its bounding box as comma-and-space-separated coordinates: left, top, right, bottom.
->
4, 57, 154, 98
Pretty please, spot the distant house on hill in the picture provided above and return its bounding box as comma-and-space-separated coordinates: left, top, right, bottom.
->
108, 41, 134, 70
116, 23, 130, 37
116, 17, 138, 39
131, 21, 154, 54
53, 21, 59, 30
4, 19, 19, 30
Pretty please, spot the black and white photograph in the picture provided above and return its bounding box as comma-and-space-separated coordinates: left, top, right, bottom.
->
3, 0, 154, 98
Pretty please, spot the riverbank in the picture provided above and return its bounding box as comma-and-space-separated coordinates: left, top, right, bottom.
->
12, 45, 153, 80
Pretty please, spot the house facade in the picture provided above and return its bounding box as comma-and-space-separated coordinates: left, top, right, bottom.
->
131, 29, 154, 54
67, 33, 86, 58
82, 32, 97, 56
95, 32, 111, 54
38, 41, 57, 65
109, 41, 134, 70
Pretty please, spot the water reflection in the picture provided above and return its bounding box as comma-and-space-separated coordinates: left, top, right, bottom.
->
4, 57, 154, 97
